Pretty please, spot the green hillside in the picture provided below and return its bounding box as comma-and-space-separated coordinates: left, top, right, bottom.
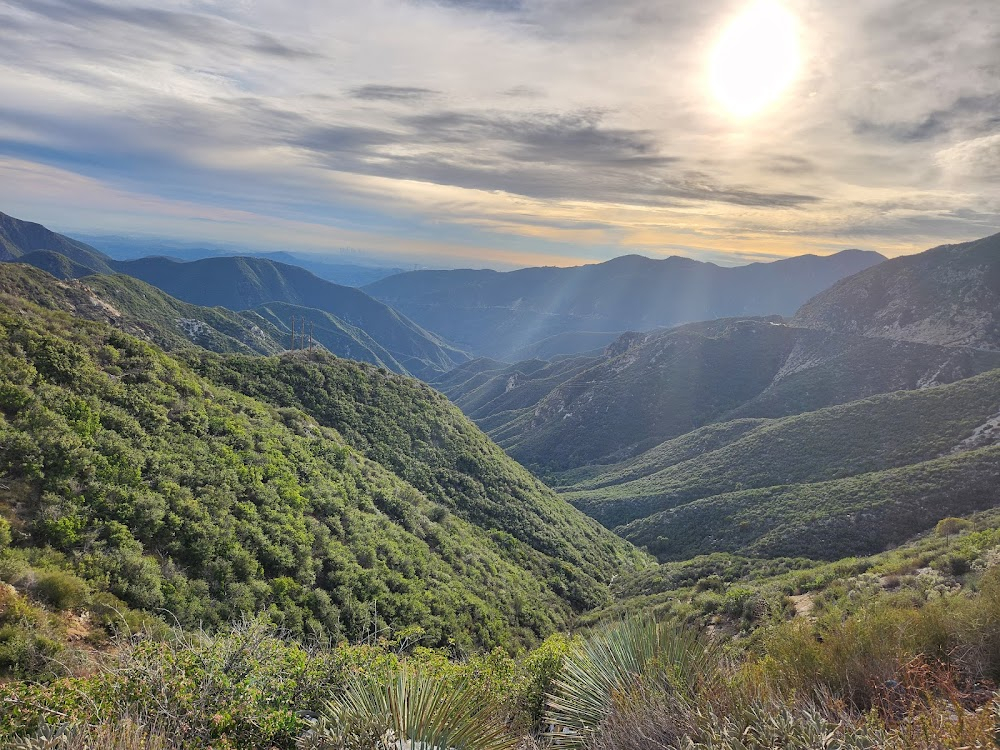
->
187, 352, 641, 587
620, 444, 1000, 561
0, 264, 287, 356
0, 211, 468, 378
0, 264, 448, 375
443, 319, 1000, 476
565, 369, 1000, 528
116, 255, 467, 378
0, 290, 643, 651
585, 505, 1000, 634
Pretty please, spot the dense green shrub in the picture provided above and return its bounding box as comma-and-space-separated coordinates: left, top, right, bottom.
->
32, 570, 90, 611
0, 300, 640, 655
936, 517, 973, 537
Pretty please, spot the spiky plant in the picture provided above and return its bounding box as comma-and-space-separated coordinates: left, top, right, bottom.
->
544, 617, 720, 748
301, 666, 520, 750
10, 721, 169, 750
684, 701, 890, 749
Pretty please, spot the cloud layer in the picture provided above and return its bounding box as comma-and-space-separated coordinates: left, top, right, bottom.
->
0, 0, 998, 267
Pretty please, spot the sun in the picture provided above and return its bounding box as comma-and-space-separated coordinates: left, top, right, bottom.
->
710, 1, 800, 118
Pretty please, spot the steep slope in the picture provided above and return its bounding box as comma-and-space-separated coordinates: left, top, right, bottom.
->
793, 232, 1000, 350
0, 292, 644, 649
0, 264, 286, 356
564, 368, 1000, 530
0, 211, 114, 274
620, 444, 1000, 561
365, 250, 885, 359
0, 264, 424, 373
116, 255, 467, 378
441, 318, 1000, 475
188, 352, 643, 594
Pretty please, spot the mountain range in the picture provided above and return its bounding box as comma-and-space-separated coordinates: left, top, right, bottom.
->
6, 205, 1000, 574
0, 211, 465, 379
436, 318, 1000, 476
76, 234, 405, 287
364, 249, 886, 360
429, 232, 1000, 563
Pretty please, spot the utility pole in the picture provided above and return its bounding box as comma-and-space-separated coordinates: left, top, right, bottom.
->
289, 315, 296, 350
309, 321, 314, 351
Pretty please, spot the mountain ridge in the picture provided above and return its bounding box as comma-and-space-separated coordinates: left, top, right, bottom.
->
0, 211, 467, 378
365, 248, 887, 360
436, 318, 1000, 475
792, 232, 1000, 350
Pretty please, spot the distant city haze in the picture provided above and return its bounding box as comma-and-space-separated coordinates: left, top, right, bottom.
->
1, 0, 997, 269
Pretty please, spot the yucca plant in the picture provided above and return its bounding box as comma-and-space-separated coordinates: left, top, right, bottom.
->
683, 700, 890, 750
10, 721, 169, 750
544, 617, 720, 748
300, 666, 520, 750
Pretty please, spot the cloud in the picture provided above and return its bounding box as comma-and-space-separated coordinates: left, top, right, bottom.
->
7, 0, 320, 60
0, 0, 997, 268
349, 85, 440, 101
937, 134, 1000, 182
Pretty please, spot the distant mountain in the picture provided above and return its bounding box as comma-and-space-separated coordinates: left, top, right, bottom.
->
79, 234, 404, 287
0, 211, 466, 378
365, 250, 886, 360
115, 255, 466, 378
793, 232, 1000, 349
0, 264, 430, 374
0, 211, 114, 274
437, 233, 1000, 563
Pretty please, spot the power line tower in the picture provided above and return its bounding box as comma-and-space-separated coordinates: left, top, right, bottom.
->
289, 315, 296, 350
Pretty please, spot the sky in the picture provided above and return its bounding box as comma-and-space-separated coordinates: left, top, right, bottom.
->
0, 0, 998, 269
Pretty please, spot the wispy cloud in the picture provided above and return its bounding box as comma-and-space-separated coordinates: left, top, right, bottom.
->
0, 0, 997, 268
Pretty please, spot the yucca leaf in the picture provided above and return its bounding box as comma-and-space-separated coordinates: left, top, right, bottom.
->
544, 617, 720, 748
318, 666, 519, 750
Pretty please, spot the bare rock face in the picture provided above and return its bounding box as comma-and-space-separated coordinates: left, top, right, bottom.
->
793, 233, 1000, 351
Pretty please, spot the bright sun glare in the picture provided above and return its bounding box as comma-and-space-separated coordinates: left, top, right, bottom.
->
710, 1, 800, 118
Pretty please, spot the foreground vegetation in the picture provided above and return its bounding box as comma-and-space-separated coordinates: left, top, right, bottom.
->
3, 514, 1000, 746
5, 552, 1000, 748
